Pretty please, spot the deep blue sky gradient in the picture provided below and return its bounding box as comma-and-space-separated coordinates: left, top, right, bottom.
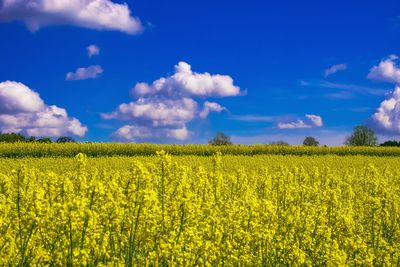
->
0, 0, 399, 144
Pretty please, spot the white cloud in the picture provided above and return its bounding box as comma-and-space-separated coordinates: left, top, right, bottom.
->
112, 125, 189, 142
87, 44, 100, 57
66, 65, 103, 81
0, 81, 45, 114
130, 61, 241, 98
199, 101, 226, 119
324, 63, 347, 77
0, 0, 143, 34
366, 56, 400, 134
367, 55, 400, 84
102, 97, 198, 127
306, 114, 323, 127
278, 120, 311, 129
104, 62, 241, 142
369, 86, 400, 134
278, 114, 323, 129
0, 81, 87, 137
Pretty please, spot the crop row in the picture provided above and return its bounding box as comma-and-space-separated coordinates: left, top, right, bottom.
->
2, 143, 400, 157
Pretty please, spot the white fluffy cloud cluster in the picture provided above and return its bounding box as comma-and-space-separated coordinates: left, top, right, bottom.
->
102, 97, 198, 127
66, 65, 103, 81
369, 86, 400, 134
113, 125, 189, 142
278, 114, 323, 129
0, 81, 87, 137
131, 62, 241, 98
367, 55, 400, 134
0, 0, 143, 34
368, 55, 400, 84
103, 62, 240, 142
0, 81, 45, 114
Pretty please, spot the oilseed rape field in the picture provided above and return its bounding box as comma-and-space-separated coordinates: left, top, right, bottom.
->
0, 145, 400, 265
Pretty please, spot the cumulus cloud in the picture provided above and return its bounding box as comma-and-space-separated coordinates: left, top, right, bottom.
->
0, 81, 45, 114
0, 0, 143, 34
367, 55, 400, 84
112, 125, 189, 142
368, 86, 400, 134
324, 63, 347, 77
87, 44, 100, 57
199, 101, 226, 119
0, 81, 87, 137
306, 114, 323, 127
278, 114, 323, 129
130, 61, 241, 98
103, 62, 240, 142
102, 97, 198, 127
366, 55, 400, 134
66, 65, 103, 81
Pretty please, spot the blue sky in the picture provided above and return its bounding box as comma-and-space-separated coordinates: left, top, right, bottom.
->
0, 0, 400, 145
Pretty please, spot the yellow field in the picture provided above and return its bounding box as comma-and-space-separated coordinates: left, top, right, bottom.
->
0, 152, 399, 265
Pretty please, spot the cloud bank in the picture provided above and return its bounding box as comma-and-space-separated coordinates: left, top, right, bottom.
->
103, 62, 240, 142
66, 65, 103, 81
0, 81, 87, 137
102, 97, 198, 127
369, 86, 400, 134
113, 125, 189, 142
0, 0, 143, 34
367, 55, 400, 134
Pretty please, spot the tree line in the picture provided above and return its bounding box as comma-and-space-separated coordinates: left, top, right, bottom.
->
0, 132, 75, 143
1, 125, 400, 146
208, 126, 400, 147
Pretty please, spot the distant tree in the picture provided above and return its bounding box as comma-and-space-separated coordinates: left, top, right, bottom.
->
37, 137, 52, 143
27, 136, 36, 142
269, 141, 290, 146
303, 136, 319, 146
345, 125, 377, 146
0, 132, 27, 143
56, 136, 76, 143
209, 132, 232, 145
380, 140, 400, 147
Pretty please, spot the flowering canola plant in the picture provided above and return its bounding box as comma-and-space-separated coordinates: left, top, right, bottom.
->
0, 151, 399, 265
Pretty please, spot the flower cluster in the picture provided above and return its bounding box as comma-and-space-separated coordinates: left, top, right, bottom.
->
0, 152, 399, 265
